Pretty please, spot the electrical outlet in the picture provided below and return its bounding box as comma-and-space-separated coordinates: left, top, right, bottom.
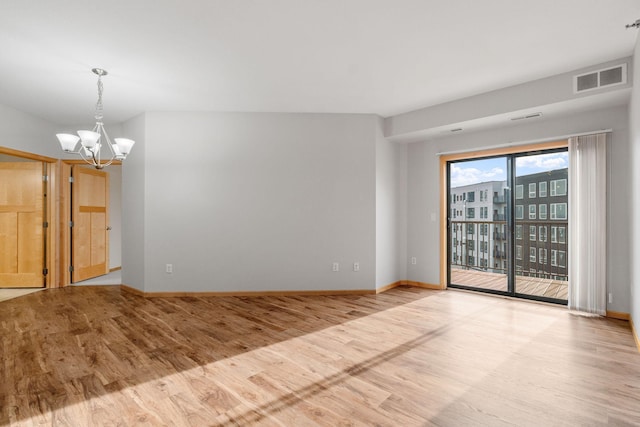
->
411, 257, 417, 265
166, 264, 173, 274
353, 262, 360, 272
332, 262, 339, 272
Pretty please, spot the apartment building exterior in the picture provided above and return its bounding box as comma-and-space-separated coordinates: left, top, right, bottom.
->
514, 168, 568, 281
450, 168, 568, 281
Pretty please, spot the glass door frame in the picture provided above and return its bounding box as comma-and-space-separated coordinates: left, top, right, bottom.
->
440, 141, 569, 305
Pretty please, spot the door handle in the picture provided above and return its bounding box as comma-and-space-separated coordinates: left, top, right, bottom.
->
106, 226, 112, 231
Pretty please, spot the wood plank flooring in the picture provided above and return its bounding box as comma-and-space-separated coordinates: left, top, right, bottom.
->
1, 285, 639, 426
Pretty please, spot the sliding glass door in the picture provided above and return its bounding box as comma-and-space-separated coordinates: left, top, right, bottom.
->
447, 148, 568, 304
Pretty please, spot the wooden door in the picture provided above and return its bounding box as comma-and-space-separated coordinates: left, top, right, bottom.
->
72, 167, 109, 282
0, 162, 45, 288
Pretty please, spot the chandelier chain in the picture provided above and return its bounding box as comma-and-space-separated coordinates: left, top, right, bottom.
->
95, 74, 104, 121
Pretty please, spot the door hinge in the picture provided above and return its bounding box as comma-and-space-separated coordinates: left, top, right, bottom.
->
43, 175, 49, 182
69, 176, 75, 183
69, 221, 74, 228
69, 266, 74, 272
43, 221, 49, 228
43, 268, 48, 276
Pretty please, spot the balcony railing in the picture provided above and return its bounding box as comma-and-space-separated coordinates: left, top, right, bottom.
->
450, 219, 568, 281
493, 195, 506, 204
493, 231, 507, 240
493, 213, 506, 221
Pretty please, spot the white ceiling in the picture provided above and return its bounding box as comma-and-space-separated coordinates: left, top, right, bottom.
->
1, 0, 639, 125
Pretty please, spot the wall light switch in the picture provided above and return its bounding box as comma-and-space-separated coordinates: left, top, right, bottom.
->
411, 257, 417, 265
332, 262, 339, 272
166, 264, 173, 274
353, 262, 360, 272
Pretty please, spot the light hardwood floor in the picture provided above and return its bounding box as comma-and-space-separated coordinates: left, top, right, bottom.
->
1, 286, 639, 426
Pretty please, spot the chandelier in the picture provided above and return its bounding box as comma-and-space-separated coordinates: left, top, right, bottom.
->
56, 68, 135, 169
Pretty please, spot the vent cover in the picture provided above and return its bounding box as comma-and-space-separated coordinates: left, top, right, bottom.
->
574, 64, 627, 94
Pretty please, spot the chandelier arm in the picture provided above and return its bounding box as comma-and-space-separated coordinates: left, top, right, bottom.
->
97, 123, 118, 165
77, 146, 98, 168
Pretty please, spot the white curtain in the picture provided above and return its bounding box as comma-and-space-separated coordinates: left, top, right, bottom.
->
568, 133, 607, 315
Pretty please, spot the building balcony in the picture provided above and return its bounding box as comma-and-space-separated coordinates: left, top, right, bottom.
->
493, 195, 506, 204
450, 268, 568, 300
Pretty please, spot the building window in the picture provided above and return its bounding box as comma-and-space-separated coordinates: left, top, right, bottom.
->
539, 181, 547, 197
529, 225, 536, 241
550, 179, 567, 196
539, 204, 547, 220
516, 185, 523, 199
539, 248, 547, 264
452, 237, 457, 246
467, 207, 475, 219
516, 245, 522, 260
480, 241, 488, 253
467, 191, 475, 202
482, 206, 488, 219
480, 259, 488, 268
529, 183, 536, 198
558, 227, 566, 244
558, 251, 566, 268
516, 225, 523, 240
467, 239, 475, 251
529, 204, 536, 219
516, 205, 523, 219
530, 248, 536, 263
480, 224, 488, 236
467, 223, 474, 234
468, 255, 475, 266
550, 203, 567, 220
551, 250, 557, 267
480, 190, 484, 202
539, 226, 547, 242
551, 226, 557, 243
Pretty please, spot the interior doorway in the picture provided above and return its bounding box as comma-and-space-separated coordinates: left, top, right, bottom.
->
0, 147, 56, 288
71, 166, 110, 282
60, 162, 121, 285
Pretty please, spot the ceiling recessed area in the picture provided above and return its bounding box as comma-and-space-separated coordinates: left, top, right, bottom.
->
0, 1, 638, 126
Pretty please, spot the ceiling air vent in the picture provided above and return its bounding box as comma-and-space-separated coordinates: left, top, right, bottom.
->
574, 64, 627, 94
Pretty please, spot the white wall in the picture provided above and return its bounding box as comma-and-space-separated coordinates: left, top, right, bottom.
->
108, 165, 122, 269
406, 105, 631, 312
132, 112, 377, 293
375, 117, 407, 288
629, 34, 640, 332
121, 114, 147, 291
0, 103, 60, 157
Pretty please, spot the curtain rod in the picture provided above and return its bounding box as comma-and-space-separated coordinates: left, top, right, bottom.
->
435, 129, 612, 156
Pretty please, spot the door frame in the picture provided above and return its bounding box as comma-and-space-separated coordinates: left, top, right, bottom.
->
439, 139, 568, 289
0, 147, 58, 288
